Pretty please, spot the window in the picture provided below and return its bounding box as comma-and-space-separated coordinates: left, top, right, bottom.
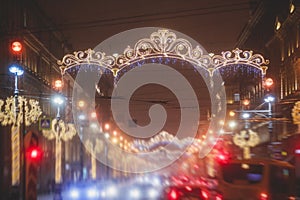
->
234, 93, 240, 102
222, 163, 264, 185
269, 165, 295, 194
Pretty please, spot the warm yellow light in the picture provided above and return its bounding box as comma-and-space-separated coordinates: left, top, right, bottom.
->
91, 112, 97, 118
113, 130, 117, 136
242, 163, 249, 169
243, 99, 250, 106
54, 80, 63, 89
120, 136, 123, 141
104, 132, 110, 139
104, 123, 110, 130
275, 17, 281, 31
78, 100, 85, 108
290, 2, 295, 14
228, 120, 237, 129
112, 137, 118, 143
229, 110, 235, 117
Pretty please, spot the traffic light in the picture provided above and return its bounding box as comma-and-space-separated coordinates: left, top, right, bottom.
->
9, 40, 23, 61
24, 131, 43, 200
26, 146, 43, 162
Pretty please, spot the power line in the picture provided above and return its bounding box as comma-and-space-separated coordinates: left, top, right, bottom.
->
5, 2, 250, 35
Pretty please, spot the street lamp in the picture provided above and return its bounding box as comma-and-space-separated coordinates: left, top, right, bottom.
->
264, 95, 275, 141
9, 64, 24, 116
0, 63, 41, 199
52, 94, 65, 119
42, 95, 76, 187
9, 63, 24, 199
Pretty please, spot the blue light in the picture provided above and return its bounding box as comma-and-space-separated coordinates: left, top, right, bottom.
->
264, 95, 275, 103
9, 63, 24, 76
242, 113, 250, 119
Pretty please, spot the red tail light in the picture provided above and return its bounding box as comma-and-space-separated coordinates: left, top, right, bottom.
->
216, 193, 223, 200
201, 190, 209, 200
260, 192, 268, 200
168, 189, 178, 200
185, 186, 192, 191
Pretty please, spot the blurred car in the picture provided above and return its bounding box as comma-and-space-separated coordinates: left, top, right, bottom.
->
120, 182, 162, 200
65, 181, 100, 199
63, 180, 119, 200
164, 185, 223, 200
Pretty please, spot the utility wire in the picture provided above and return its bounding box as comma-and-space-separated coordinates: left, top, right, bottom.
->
4, 2, 250, 35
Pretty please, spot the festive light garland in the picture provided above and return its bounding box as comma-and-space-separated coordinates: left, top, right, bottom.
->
42, 118, 76, 183
57, 29, 270, 169
85, 139, 104, 179
233, 129, 260, 159
58, 29, 269, 78
292, 101, 300, 124
0, 96, 42, 185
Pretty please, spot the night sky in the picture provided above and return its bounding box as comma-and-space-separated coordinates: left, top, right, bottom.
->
35, 0, 257, 53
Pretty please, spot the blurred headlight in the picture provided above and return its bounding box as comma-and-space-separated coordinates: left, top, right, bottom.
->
87, 188, 98, 198
148, 188, 159, 198
129, 188, 141, 199
106, 185, 118, 197
70, 188, 80, 199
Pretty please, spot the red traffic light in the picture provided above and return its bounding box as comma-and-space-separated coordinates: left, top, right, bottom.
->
26, 146, 43, 162
11, 41, 23, 54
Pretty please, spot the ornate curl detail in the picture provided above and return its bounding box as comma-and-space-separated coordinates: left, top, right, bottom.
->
58, 49, 116, 75
211, 48, 269, 75
42, 118, 76, 141
114, 29, 207, 72
58, 29, 269, 77
0, 96, 42, 126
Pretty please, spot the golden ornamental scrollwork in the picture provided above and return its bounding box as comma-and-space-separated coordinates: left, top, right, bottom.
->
292, 101, 300, 124
0, 96, 42, 126
233, 129, 260, 159
58, 29, 269, 77
57, 49, 116, 76
212, 48, 269, 75
85, 139, 104, 179
0, 96, 42, 185
42, 118, 76, 141
42, 118, 76, 183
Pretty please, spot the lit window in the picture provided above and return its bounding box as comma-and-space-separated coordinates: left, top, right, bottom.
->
234, 93, 240, 102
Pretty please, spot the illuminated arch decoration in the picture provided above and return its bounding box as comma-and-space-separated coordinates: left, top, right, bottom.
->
58, 29, 269, 77
57, 29, 269, 158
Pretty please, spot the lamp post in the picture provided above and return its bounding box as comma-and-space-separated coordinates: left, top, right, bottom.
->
42, 95, 76, 184
264, 95, 275, 141
0, 64, 42, 199
85, 138, 103, 180
9, 63, 24, 190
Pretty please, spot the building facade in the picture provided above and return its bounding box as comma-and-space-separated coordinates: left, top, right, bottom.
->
0, 0, 85, 197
